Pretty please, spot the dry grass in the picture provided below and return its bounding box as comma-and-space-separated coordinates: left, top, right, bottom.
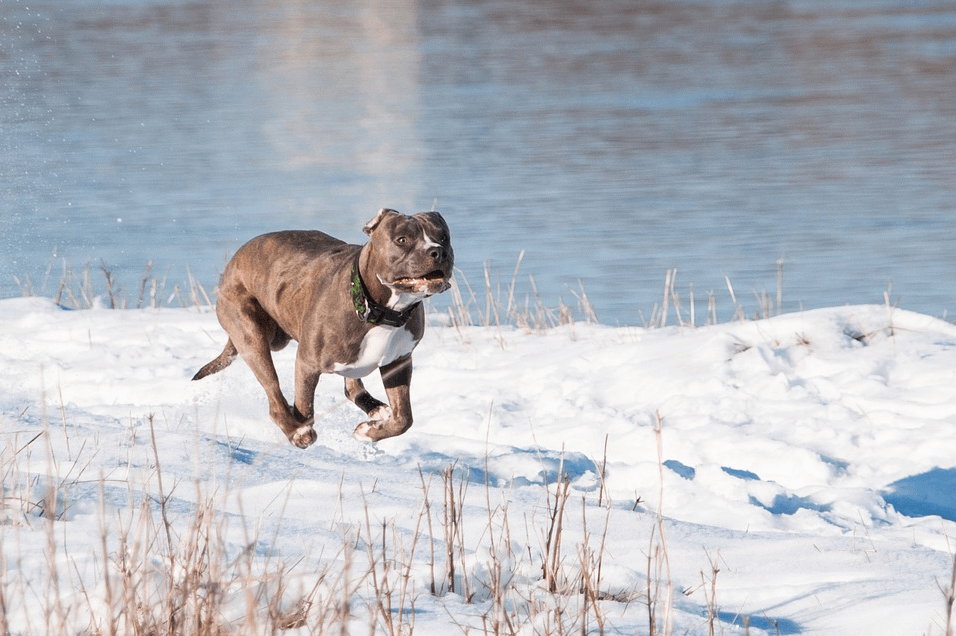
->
2, 406, 752, 636
9, 393, 951, 635
17, 252, 803, 334
443, 254, 598, 335
15, 257, 215, 310
0, 417, 330, 636
644, 259, 786, 330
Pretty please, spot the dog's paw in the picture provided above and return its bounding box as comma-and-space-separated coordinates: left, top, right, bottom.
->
353, 421, 376, 442
291, 425, 317, 449
355, 408, 391, 441
353, 416, 411, 442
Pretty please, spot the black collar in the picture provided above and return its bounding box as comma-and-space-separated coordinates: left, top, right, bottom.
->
349, 252, 419, 328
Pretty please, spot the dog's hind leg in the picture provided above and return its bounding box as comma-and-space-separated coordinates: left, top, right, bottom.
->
192, 339, 238, 381
221, 302, 315, 448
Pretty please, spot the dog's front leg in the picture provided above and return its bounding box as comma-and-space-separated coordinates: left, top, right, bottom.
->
289, 352, 320, 449
345, 377, 387, 417
351, 356, 413, 442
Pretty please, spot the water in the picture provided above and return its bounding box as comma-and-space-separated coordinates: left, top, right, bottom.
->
2, 0, 955, 324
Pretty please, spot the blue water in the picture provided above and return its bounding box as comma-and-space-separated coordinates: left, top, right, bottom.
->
3, 0, 955, 324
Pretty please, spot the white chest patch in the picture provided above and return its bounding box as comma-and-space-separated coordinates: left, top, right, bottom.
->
333, 326, 418, 378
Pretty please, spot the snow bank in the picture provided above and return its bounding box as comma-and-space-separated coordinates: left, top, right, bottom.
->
2, 297, 956, 634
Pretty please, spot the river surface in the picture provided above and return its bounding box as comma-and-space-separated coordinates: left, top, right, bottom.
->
2, 0, 955, 324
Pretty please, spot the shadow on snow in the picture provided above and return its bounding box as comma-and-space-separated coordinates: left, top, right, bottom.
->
884, 467, 956, 522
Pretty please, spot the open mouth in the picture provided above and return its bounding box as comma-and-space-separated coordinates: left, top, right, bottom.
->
385, 270, 452, 297
392, 270, 447, 285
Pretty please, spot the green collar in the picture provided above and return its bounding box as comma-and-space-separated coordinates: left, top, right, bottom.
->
349, 254, 418, 328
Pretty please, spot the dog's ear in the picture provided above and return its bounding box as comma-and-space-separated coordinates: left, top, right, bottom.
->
363, 208, 401, 235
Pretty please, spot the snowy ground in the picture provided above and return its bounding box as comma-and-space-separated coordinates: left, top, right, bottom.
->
2, 296, 956, 634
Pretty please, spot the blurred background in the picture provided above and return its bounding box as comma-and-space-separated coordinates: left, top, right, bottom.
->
2, 0, 955, 325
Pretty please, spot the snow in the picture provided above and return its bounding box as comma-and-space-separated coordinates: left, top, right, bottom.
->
2, 296, 956, 634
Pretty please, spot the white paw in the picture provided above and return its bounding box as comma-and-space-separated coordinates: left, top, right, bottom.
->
369, 405, 393, 422
353, 422, 374, 442
291, 425, 317, 449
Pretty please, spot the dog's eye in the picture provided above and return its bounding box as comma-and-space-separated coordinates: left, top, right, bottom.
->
395, 236, 408, 246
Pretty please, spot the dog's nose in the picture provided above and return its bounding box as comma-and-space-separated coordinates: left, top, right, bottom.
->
428, 247, 444, 261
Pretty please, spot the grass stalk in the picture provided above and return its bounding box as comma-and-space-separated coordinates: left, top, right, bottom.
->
136, 261, 153, 309
943, 548, 956, 636
442, 465, 459, 596
648, 410, 674, 636
100, 260, 117, 309
703, 549, 720, 636
543, 457, 571, 594
659, 269, 672, 328
418, 467, 439, 596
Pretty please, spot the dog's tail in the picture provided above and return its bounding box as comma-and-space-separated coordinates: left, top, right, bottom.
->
192, 339, 238, 381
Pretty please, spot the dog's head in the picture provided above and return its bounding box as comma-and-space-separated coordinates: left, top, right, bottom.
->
363, 208, 455, 300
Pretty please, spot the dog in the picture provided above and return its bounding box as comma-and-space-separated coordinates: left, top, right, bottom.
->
192, 208, 454, 447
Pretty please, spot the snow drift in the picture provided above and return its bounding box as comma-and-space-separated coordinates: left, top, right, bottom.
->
2, 297, 956, 634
